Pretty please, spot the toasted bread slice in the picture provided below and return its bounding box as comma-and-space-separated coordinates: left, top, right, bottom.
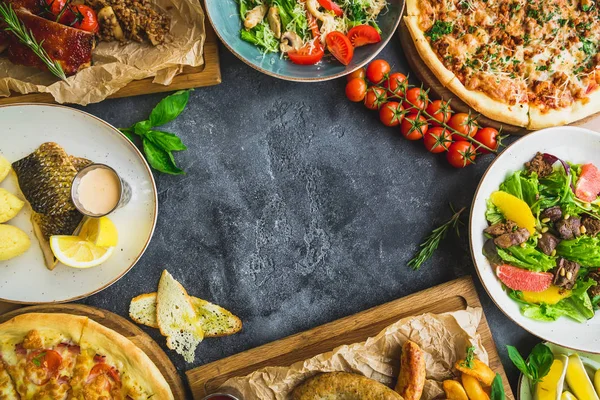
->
129, 292, 242, 337
156, 270, 204, 363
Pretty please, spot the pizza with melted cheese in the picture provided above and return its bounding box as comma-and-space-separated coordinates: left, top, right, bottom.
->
404, 0, 600, 129
0, 313, 174, 400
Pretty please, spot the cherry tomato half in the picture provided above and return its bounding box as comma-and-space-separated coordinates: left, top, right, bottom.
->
347, 25, 381, 47
364, 86, 387, 110
345, 78, 367, 102
317, 0, 343, 16
426, 100, 452, 126
379, 101, 404, 127
384, 72, 408, 98
366, 59, 391, 84
347, 67, 366, 82
326, 31, 354, 65
289, 41, 324, 65
423, 127, 453, 153
400, 113, 429, 140
448, 113, 479, 140
403, 87, 429, 111
447, 141, 476, 168
474, 127, 499, 153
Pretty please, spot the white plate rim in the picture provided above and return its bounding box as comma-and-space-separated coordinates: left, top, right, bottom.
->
469, 126, 600, 355
0, 103, 158, 304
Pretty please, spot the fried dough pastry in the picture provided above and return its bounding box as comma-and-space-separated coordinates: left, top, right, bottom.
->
291, 372, 404, 400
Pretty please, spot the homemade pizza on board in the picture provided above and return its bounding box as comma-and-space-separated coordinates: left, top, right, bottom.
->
0, 313, 174, 399
404, 0, 600, 129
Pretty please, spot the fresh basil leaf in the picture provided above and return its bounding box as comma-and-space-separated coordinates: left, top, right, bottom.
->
149, 89, 192, 127
142, 138, 184, 175
119, 127, 136, 142
490, 374, 505, 400
528, 343, 553, 382
134, 120, 152, 135
147, 130, 187, 151
506, 345, 532, 380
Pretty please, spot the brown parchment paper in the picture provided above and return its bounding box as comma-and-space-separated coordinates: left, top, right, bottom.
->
220, 307, 487, 400
0, 0, 205, 105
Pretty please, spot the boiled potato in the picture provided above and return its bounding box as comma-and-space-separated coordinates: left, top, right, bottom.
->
0, 224, 30, 260
0, 155, 10, 183
443, 380, 469, 400
462, 374, 490, 400
455, 359, 495, 386
0, 188, 24, 223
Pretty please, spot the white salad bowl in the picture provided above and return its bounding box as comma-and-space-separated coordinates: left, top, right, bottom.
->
470, 126, 600, 353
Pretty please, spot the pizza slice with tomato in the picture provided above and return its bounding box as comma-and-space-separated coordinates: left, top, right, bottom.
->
0, 313, 86, 399
0, 361, 19, 400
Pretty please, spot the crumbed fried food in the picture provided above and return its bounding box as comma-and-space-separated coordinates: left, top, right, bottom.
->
292, 372, 404, 400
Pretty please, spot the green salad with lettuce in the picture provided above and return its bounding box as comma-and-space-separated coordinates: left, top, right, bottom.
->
483, 152, 600, 323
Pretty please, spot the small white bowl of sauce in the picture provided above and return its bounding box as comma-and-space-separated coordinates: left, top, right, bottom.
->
71, 164, 131, 217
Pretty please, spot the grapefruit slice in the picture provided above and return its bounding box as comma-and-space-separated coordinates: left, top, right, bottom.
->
575, 163, 600, 202
496, 264, 553, 292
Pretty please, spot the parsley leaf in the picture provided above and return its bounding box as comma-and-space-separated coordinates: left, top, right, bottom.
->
460, 346, 476, 369
426, 21, 453, 41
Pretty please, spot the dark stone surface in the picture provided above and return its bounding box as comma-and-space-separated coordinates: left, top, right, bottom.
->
77, 38, 538, 396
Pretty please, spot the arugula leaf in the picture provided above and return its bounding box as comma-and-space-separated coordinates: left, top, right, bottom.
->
506, 344, 553, 384
490, 374, 505, 400
460, 346, 476, 369
146, 130, 187, 152
149, 90, 192, 127
142, 138, 184, 175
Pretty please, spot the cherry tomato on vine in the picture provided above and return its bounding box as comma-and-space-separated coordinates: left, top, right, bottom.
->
423, 127, 453, 153
366, 59, 391, 84
44, 0, 67, 17
448, 113, 478, 140
403, 87, 429, 111
326, 31, 354, 65
70, 5, 99, 33
400, 113, 428, 140
426, 100, 452, 126
364, 86, 387, 110
345, 78, 367, 102
347, 67, 366, 82
384, 72, 408, 98
474, 127, 499, 154
347, 25, 381, 47
447, 141, 476, 168
379, 102, 404, 127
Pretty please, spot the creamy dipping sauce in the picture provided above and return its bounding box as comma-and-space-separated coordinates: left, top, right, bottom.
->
77, 168, 120, 215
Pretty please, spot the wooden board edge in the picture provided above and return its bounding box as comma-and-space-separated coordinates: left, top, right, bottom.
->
0, 304, 187, 400
186, 276, 514, 399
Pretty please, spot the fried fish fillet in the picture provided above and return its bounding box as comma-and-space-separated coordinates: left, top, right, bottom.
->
291, 372, 404, 400
11, 143, 91, 269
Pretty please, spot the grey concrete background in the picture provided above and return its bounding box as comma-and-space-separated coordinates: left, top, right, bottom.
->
77, 39, 538, 396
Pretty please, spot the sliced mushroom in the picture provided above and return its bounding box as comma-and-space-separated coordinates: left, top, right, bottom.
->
267, 6, 282, 39
280, 31, 303, 53
98, 6, 125, 41
244, 4, 268, 30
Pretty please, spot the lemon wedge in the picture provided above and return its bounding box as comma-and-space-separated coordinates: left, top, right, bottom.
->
79, 217, 118, 247
561, 392, 578, 400
50, 236, 114, 268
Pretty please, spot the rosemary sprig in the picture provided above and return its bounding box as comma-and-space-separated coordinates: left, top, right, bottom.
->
408, 204, 465, 270
0, 3, 67, 81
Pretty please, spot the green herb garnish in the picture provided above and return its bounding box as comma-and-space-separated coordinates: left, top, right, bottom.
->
31, 352, 45, 367
506, 343, 553, 384
426, 21, 453, 42
490, 374, 505, 400
0, 3, 67, 81
408, 205, 465, 270
120, 90, 191, 175
460, 346, 476, 369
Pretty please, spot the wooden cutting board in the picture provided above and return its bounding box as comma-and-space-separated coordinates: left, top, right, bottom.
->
398, 20, 600, 134
0, 24, 221, 105
186, 276, 515, 400
0, 304, 187, 400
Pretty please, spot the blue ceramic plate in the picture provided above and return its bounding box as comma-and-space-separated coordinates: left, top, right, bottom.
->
205, 0, 404, 81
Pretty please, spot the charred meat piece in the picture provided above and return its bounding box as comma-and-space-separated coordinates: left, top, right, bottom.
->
556, 217, 582, 240
7, 10, 94, 76
541, 206, 563, 222
582, 215, 600, 237
494, 227, 530, 249
538, 232, 560, 256
525, 152, 554, 178
4, 0, 43, 13
485, 220, 517, 236
553, 258, 580, 290
587, 271, 600, 298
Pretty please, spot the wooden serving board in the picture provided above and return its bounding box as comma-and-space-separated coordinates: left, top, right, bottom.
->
0, 304, 186, 400
0, 24, 221, 105
186, 276, 515, 400
398, 20, 600, 134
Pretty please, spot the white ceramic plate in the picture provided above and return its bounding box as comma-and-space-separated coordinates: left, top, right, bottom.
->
518, 342, 600, 399
470, 126, 600, 353
0, 104, 157, 303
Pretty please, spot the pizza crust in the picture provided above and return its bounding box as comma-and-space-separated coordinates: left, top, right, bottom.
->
80, 318, 174, 400
405, 0, 421, 17
528, 89, 600, 129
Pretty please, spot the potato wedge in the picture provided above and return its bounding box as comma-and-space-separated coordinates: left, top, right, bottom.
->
462, 374, 490, 400
395, 341, 426, 400
443, 380, 469, 400
455, 359, 495, 386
